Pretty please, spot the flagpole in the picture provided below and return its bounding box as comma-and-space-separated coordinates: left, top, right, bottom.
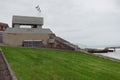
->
36, 5, 41, 17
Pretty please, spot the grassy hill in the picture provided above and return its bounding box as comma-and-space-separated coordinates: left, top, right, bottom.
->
0, 46, 120, 80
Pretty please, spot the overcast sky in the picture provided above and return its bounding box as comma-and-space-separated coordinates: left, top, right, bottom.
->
0, 0, 120, 47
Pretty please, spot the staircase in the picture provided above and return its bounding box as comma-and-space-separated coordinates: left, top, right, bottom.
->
54, 36, 80, 50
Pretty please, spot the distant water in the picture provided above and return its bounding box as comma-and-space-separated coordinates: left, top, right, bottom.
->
89, 46, 120, 60
95, 50, 120, 60
78, 45, 120, 60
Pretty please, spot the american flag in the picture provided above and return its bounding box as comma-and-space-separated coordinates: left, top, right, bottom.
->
36, 5, 41, 13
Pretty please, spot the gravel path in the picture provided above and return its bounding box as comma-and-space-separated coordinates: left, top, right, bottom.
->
0, 51, 12, 80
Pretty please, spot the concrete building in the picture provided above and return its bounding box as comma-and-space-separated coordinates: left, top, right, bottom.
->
0, 22, 8, 31
1, 15, 79, 50
3, 15, 55, 47
0, 22, 9, 43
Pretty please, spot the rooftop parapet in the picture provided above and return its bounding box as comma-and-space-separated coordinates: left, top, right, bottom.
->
12, 15, 43, 28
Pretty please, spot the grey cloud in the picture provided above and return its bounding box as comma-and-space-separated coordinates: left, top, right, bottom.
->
0, 0, 120, 46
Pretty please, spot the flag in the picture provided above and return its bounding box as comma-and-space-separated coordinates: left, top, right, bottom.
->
36, 5, 41, 13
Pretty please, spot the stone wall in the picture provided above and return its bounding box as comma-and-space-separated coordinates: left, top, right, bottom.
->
3, 33, 51, 47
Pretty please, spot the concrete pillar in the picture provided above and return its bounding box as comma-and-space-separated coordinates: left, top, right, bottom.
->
113, 48, 116, 52
13, 24, 20, 28
37, 25, 42, 29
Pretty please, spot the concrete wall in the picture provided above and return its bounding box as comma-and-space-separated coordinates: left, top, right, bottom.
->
12, 16, 43, 25
3, 33, 51, 47
12, 16, 43, 29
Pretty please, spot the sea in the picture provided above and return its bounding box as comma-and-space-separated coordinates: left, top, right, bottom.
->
78, 45, 120, 60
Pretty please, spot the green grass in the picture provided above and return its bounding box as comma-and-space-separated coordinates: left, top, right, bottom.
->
0, 46, 120, 80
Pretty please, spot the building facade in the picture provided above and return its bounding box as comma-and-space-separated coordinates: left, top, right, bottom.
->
3, 15, 55, 47
1, 15, 79, 50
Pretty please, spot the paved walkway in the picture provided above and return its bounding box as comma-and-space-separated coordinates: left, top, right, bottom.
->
0, 51, 12, 80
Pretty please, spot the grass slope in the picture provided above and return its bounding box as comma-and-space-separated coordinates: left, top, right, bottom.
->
0, 46, 120, 80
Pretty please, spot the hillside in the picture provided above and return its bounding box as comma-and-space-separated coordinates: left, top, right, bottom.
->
0, 46, 120, 80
